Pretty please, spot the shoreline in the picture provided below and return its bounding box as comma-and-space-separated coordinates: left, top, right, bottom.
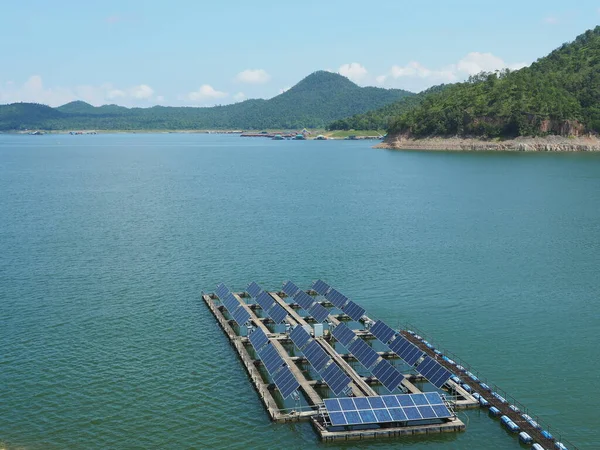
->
376, 135, 600, 152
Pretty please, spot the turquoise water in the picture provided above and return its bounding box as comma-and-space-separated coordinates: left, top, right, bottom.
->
1, 134, 598, 449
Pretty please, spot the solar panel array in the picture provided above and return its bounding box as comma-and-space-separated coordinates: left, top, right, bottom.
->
312, 279, 331, 295
249, 287, 288, 324
372, 359, 405, 391
326, 288, 349, 309
282, 281, 300, 297
416, 356, 452, 389
331, 323, 357, 347
246, 281, 262, 299
370, 320, 397, 344
289, 325, 351, 396
348, 338, 380, 370
342, 300, 366, 321
308, 302, 330, 323
324, 392, 452, 427
389, 335, 425, 367
293, 290, 315, 310
215, 284, 250, 326
247, 328, 300, 399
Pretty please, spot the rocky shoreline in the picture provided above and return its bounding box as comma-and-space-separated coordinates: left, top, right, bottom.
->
376, 135, 600, 152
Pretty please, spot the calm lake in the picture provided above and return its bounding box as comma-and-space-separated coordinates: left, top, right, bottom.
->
1, 133, 598, 449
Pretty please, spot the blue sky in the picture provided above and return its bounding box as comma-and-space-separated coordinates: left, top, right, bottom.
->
1, 0, 600, 107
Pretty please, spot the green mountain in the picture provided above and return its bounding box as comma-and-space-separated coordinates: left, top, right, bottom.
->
388, 27, 600, 138
327, 84, 448, 131
0, 71, 413, 131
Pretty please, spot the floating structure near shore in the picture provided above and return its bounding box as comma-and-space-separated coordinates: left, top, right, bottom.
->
202, 280, 578, 448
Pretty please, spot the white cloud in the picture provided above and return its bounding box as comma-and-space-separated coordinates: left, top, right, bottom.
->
377, 52, 528, 92
187, 84, 228, 102
236, 69, 271, 84
338, 62, 368, 83
233, 92, 246, 102
278, 86, 290, 94
0, 75, 160, 106
543, 16, 559, 24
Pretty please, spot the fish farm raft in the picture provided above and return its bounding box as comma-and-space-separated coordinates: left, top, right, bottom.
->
202, 280, 578, 448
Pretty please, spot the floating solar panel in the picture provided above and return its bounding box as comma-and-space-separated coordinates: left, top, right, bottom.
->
308, 302, 329, 323
325, 288, 349, 309
372, 359, 404, 392
258, 344, 285, 375
342, 300, 366, 321
289, 325, 311, 350
215, 283, 229, 299
293, 290, 315, 311
331, 323, 356, 347
282, 281, 300, 297
246, 281, 263, 298
249, 328, 269, 351
388, 335, 425, 367
321, 362, 351, 396
312, 279, 331, 296
370, 320, 396, 344
267, 303, 288, 324
348, 338, 380, 370
303, 340, 331, 372
231, 306, 250, 326
222, 293, 241, 314
417, 356, 453, 389
256, 291, 275, 312
324, 393, 451, 427
273, 365, 300, 399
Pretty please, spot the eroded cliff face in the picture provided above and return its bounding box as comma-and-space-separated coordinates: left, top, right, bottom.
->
377, 134, 600, 152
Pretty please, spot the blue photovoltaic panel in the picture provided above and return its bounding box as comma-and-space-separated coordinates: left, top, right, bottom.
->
372, 359, 404, 392
282, 281, 300, 297
325, 288, 349, 309
267, 303, 288, 324
293, 290, 315, 310
222, 293, 241, 313
331, 323, 356, 347
322, 362, 351, 396
258, 344, 284, 375
343, 300, 365, 321
290, 325, 311, 350
324, 393, 451, 427
303, 340, 331, 372
231, 306, 250, 326
246, 281, 262, 298
273, 365, 300, 399
249, 328, 269, 351
417, 356, 453, 389
308, 302, 329, 323
370, 320, 396, 344
388, 335, 424, 367
215, 283, 229, 299
348, 338, 380, 370
312, 279, 331, 296
256, 291, 275, 312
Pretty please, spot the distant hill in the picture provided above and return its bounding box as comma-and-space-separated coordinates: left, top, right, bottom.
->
388, 27, 600, 138
0, 71, 413, 131
327, 84, 448, 131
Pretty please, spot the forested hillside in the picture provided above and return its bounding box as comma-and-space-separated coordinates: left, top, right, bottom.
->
388, 27, 600, 138
0, 71, 413, 131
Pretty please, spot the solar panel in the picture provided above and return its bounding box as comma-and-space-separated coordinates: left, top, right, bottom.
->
388, 335, 424, 367
348, 338, 380, 370
215, 283, 229, 299
372, 359, 404, 391
312, 279, 331, 296
321, 362, 351, 396
325, 288, 348, 309
303, 340, 331, 372
342, 300, 365, 321
324, 392, 452, 427
258, 344, 285, 375
282, 281, 300, 297
417, 356, 453, 389
246, 281, 263, 298
308, 302, 329, 323
249, 328, 269, 351
290, 325, 311, 350
222, 293, 241, 313
231, 306, 250, 326
331, 323, 356, 347
370, 320, 396, 344
256, 291, 275, 312
267, 303, 288, 324
273, 365, 300, 399
293, 290, 315, 310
